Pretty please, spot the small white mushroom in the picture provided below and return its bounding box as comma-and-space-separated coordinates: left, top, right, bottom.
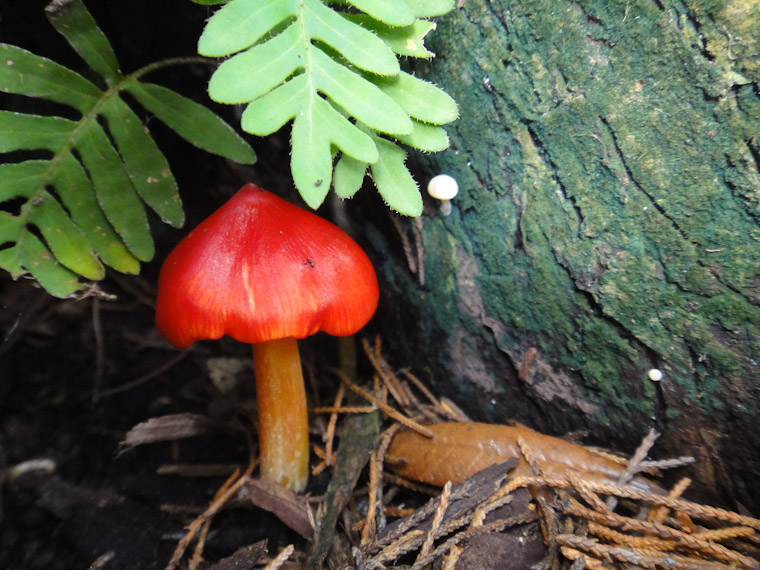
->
647, 368, 663, 382
427, 174, 459, 216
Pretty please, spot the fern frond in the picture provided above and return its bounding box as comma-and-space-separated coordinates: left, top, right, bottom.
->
0, 0, 255, 297
199, 0, 458, 215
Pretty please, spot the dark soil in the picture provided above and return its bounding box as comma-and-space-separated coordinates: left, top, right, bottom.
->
0, 274, 311, 570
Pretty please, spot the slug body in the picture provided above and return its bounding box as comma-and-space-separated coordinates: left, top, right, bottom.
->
388, 422, 662, 494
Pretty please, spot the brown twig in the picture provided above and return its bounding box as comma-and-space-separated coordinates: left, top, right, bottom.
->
98, 350, 190, 399
568, 472, 609, 514
409, 511, 538, 570
362, 337, 412, 408
389, 211, 417, 276
442, 545, 462, 570
324, 383, 345, 468
556, 534, 742, 570
311, 445, 336, 476
263, 545, 294, 570
401, 370, 442, 410
413, 216, 425, 286
561, 547, 604, 569
313, 405, 376, 414
361, 424, 402, 546
417, 480, 451, 561
382, 472, 439, 496
489, 475, 760, 531
648, 476, 691, 524
606, 428, 658, 510
334, 369, 433, 438
565, 498, 760, 568
366, 460, 519, 568
157, 463, 241, 478
91, 298, 105, 402
165, 462, 256, 570
189, 516, 211, 570
587, 521, 675, 551
516, 435, 542, 475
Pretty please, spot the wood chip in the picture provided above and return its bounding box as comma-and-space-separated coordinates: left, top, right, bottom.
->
122, 413, 220, 446
206, 541, 267, 570
239, 477, 313, 540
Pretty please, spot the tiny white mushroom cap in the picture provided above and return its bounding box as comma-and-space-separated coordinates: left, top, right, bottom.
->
427, 174, 459, 216
647, 368, 663, 382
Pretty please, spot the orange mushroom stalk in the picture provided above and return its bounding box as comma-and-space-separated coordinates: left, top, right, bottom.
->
155, 184, 379, 491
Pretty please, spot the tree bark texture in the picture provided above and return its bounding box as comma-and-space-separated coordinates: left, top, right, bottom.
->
368, 0, 760, 508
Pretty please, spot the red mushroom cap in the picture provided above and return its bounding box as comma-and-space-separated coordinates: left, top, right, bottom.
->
155, 184, 379, 348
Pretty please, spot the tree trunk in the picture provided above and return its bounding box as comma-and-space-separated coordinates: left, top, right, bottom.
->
367, 0, 760, 509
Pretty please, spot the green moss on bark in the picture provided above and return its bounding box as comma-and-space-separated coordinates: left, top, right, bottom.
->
376, 0, 760, 445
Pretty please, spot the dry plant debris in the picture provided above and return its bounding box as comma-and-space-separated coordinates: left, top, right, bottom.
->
123, 335, 759, 569
329, 337, 760, 570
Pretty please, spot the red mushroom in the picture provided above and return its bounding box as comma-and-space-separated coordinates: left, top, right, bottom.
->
155, 184, 379, 491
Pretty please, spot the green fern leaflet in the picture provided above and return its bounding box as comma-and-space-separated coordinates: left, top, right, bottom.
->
199, 0, 458, 215
0, 0, 255, 298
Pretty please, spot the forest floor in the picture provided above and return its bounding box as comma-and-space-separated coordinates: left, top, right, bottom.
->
2, 274, 759, 570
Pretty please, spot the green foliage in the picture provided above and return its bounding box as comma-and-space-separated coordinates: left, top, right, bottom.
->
0, 0, 255, 298
198, 0, 458, 215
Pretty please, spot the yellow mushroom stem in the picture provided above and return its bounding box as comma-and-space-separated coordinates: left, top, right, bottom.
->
253, 336, 309, 492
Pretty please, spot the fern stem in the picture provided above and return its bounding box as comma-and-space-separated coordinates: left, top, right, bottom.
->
126, 56, 213, 82
19, 55, 214, 279
38, 56, 213, 194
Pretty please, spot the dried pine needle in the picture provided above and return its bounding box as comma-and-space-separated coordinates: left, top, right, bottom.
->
334, 368, 434, 438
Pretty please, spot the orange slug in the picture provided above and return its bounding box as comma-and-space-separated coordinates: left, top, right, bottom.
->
387, 422, 663, 495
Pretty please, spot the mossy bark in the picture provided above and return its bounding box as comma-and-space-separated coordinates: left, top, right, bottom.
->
368, 0, 760, 508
